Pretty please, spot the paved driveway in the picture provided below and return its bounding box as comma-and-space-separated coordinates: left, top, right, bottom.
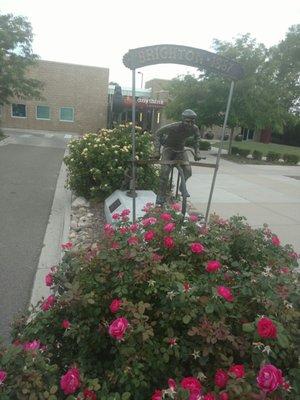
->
0, 130, 72, 342
188, 151, 300, 253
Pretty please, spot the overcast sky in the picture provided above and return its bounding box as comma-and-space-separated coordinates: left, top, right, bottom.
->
1, 0, 299, 88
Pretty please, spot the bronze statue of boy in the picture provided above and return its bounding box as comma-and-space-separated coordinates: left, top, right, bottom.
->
153, 109, 202, 205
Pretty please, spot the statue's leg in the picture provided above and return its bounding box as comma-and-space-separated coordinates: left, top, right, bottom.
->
179, 151, 191, 196
156, 149, 172, 205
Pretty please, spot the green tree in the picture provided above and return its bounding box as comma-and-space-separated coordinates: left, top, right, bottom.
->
0, 13, 43, 105
166, 30, 299, 152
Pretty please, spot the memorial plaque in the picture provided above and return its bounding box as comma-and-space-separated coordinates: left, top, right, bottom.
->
109, 198, 121, 213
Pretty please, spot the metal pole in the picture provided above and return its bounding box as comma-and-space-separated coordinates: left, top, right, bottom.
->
204, 81, 235, 224
131, 69, 137, 222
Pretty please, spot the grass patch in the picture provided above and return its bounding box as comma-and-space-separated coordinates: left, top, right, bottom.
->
213, 140, 300, 157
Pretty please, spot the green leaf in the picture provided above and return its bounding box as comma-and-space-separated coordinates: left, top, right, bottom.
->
122, 392, 131, 400
205, 304, 214, 314
183, 315, 191, 324
163, 352, 169, 363
278, 333, 289, 348
242, 322, 255, 333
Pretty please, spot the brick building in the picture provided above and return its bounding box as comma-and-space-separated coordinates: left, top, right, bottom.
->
0, 60, 109, 134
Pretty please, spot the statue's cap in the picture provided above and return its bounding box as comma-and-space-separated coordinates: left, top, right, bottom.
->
182, 109, 197, 119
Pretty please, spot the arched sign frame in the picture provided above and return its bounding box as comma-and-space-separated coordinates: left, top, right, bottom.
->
122, 44, 244, 223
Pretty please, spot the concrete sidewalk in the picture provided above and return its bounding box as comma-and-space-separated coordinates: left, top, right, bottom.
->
188, 152, 300, 253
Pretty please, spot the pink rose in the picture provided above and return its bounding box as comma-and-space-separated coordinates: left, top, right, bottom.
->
127, 236, 139, 246
256, 364, 283, 393
183, 282, 191, 292
206, 260, 222, 273
119, 226, 129, 234
217, 286, 234, 302
163, 236, 175, 248
164, 223, 176, 233
83, 388, 97, 399
189, 391, 201, 400
142, 217, 157, 227
61, 241, 73, 250
190, 242, 205, 254
152, 253, 163, 262
44, 273, 53, 286
108, 317, 129, 341
23, 340, 41, 351
151, 389, 163, 400
219, 392, 229, 400
60, 367, 81, 395
189, 214, 198, 222
168, 338, 177, 346
271, 235, 280, 246
62, 319, 71, 329
121, 208, 130, 217
112, 213, 120, 220
257, 317, 277, 339
214, 369, 228, 388
144, 230, 155, 242
130, 223, 139, 232
171, 203, 181, 211
204, 393, 216, 400
181, 376, 201, 395
41, 295, 56, 311
109, 298, 122, 313
160, 213, 172, 222
168, 378, 176, 391
110, 241, 120, 250
229, 364, 245, 378
0, 370, 7, 384
104, 224, 115, 236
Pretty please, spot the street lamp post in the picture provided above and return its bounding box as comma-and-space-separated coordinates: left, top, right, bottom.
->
137, 71, 143, 89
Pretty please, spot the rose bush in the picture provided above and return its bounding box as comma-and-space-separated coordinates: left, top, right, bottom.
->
1, 205, 300, 399
64, 124, 159, 199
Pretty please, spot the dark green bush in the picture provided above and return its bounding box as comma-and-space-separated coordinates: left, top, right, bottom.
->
185, 138, 211, 150
266, 151, 281, 162
238, 148, 251, 157
231, 146, 239, 155
204, 132, 214, 140
234, 134, 243, 142
283, 153, 300, 165
252, 150, 263, 160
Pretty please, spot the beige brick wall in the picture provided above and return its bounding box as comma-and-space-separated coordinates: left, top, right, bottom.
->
1, 60, 109, 134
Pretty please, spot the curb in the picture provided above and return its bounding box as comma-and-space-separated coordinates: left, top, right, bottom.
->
29, 148, 71, 307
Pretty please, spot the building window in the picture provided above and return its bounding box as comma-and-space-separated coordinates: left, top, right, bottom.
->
60, 107, 74, 122
12, 104, 27, 118
36, 105, 50, 120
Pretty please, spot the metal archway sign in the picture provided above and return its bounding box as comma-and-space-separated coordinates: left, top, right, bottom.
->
122, 44, 244, 223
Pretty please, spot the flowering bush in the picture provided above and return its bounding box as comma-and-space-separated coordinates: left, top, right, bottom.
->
64, 124, 159, 199
2, 206, 300, 399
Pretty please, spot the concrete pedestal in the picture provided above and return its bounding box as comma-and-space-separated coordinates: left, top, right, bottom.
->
104, 190, 156, 224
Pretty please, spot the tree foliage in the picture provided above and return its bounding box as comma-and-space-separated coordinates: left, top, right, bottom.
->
165, 27, 300, 136
0, 13, 43, 105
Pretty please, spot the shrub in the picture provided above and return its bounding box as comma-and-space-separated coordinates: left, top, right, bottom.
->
238, 148, 251, 158
252, 150, 263, 160
185, 138, 211, 151
266, 151, 281, 162
231, 146, 239, 155
3, 207, 300, 399
204, 132, 214, 140
234, 134, 243, 142
64, 124, 159, 199
283, 153, 300, 165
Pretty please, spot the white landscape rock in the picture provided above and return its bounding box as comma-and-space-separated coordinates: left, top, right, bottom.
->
72, 197, 90, 208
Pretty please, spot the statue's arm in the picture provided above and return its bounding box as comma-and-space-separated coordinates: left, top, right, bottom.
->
153, 126, 168, 156
193, 126, 202, 159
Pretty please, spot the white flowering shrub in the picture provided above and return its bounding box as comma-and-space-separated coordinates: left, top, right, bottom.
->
64, 125, 159, 199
